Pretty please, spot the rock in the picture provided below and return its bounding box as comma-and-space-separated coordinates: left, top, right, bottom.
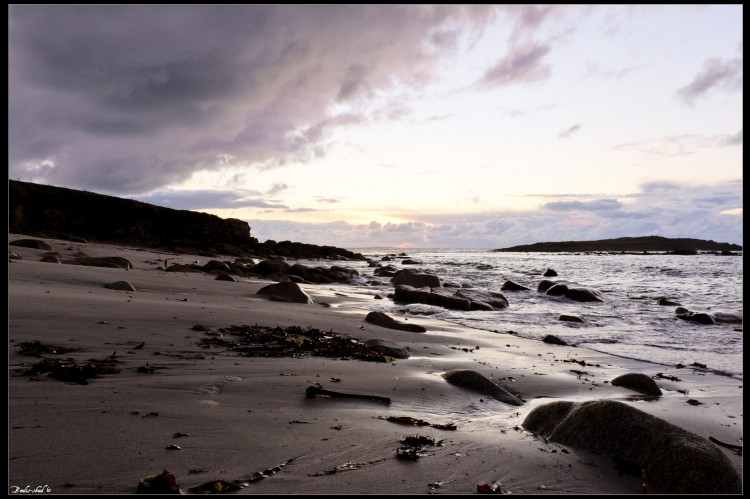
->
364, 311, 426, 333
105, 281, 137, 292
69, 256, 134, 269
610, 373, 661, 396
393, 285, 471, 311
559, 314, 585, 323
454, 288, 509, 310
257, 281, 314, 304
252, 259, 291, 277
546, 283, 569, 296
565, 287, 606, 302
542, 334, 568, 345
657, 297, 681, 306
215, 273, 238, 282
9, 238, 52, 251
522, 399, 741, 494
543, 268, 558, 277
373, 265, 398, 277
363, 338, 411, 359
441, 369, 524, 406
501, 280, 531, 291
9, 251, 23, 260
40, 256, 61, 263
391, 269, 441, 288
674, 307, 739, 325
674, 308, 716, 325
711, 311, 743, 324
203, 260, 231, 273
537, 280, 557, 293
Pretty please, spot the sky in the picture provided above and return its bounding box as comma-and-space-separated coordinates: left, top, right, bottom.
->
8, 5, 743, 248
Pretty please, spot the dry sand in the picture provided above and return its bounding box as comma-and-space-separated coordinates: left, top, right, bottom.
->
8, 235, 743, 494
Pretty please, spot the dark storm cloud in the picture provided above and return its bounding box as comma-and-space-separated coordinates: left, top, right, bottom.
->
9, 5, 499, 195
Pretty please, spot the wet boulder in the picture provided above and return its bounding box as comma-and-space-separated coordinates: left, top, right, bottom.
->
442, 369, 524, 406
546, 283, 569, 297
365, 311, 426, 333
257, 281, 314, 304
565, 287, 606, 302
543, 268, 558, 277
610, 373, 661, 396
501, 280, 531, 291
522, 399, 741, 494
393, 285, 472, 311
537, 280, 557, 293
542, 334, 568, 345
454, 288, 509, 310
674, 307, 716, 325
391, 269, 441, 288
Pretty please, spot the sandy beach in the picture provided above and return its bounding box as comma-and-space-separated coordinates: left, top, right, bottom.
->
8, 235, 743, 495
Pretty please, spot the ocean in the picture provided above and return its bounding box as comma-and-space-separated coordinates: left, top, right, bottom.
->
301, 249, 743, 379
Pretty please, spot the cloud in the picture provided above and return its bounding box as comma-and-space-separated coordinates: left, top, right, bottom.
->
558, 123, 581, 139
542, 198, 622, 212
477, 40, 552, 88
676, 56, 743, 105
724, 129, 743, 146
611, 133, 740, 158
9, 5, 499, 196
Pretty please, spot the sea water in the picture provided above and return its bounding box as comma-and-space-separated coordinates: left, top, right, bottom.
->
301, 249, 743, 379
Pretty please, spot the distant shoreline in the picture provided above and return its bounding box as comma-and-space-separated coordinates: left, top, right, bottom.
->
493, 235, 741, 253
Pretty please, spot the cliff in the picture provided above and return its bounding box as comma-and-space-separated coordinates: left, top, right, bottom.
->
8, 180, 365, 260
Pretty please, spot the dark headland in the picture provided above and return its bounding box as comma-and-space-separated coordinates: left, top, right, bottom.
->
494, 236, 741, 254
8, 179, 365, 261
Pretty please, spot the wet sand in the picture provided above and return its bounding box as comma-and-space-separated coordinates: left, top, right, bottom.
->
8, 235, 743, 494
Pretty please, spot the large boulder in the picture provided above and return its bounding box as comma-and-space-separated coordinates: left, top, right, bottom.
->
441, 369, 524, 406
256, 281, 314, 304
522, 399, 741, 494
391, 269, 441, 288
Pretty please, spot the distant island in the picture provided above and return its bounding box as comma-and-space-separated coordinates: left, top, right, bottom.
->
493, 236, 741, 254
